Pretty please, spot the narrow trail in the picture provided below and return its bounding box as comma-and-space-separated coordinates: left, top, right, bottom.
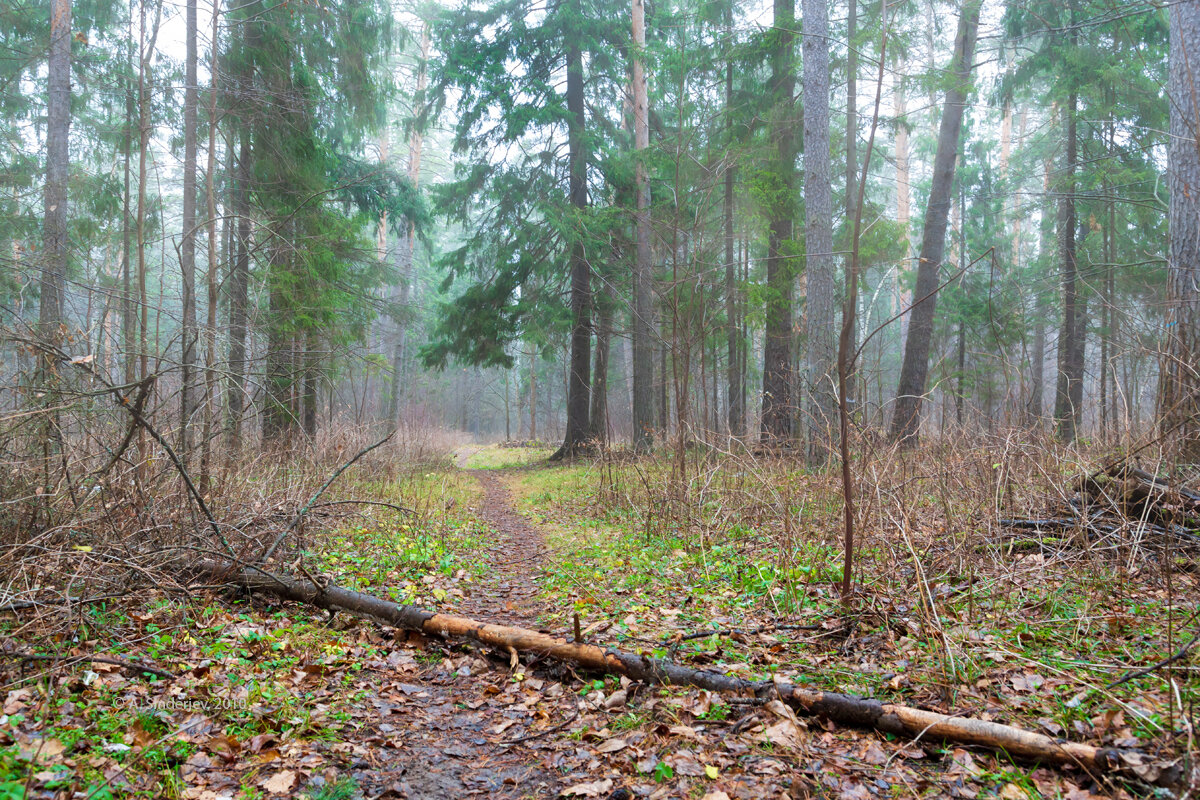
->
334, 452, 562, 799
456, 450, 550, 626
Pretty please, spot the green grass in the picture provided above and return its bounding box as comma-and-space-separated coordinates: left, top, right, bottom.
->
463, 443, 556, 469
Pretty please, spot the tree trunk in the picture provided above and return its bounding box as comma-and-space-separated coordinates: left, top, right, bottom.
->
889, 0, 980, 446
200, 0, 220, 494
894, 74, 911, 347
1054, 88, 1083, 444
529, 348, 537, 440
264, 256, 291, 443
39, 0, 71, 355
842, 0, 858, 408
180, 0, 199, 454
803, 0, 835, 461
552, 34, 592, 460
724, 41, 743, 439
589, 286, 613, 442
632, 0, 655, 451
386, 22, 430, 427
1028, 158, 1053, 425
122, 29, 135, 387
227, 133, 251, 453
303, 334, 318, 438
137, 0, 161, 395
760, 0, 796, 445
1163, 0, 1200, 462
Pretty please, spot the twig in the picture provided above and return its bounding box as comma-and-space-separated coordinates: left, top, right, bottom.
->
1108, 629, 1200, 689
0, 651, 176, 680
0, 592, 131, 614
257, 431, 396, 564
498, 710, 581, 746
309, 499, 417, 515
661, 622, 822, 647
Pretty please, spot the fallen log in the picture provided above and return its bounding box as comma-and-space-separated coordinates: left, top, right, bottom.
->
197, 559, 1179, 788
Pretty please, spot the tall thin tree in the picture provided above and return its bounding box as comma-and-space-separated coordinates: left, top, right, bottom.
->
552, 20, 593, 459
889, 0, 981, 446
1054, 2, 1084, 444
39, 0, 72, 353
803, 0, 835, 462
760, 0, 796, 444
180, 0, 199, 452
632, 0, 655, 451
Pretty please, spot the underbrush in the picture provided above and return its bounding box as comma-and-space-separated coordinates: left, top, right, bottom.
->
506, 433, 1199, 772
0, 418, 480, 797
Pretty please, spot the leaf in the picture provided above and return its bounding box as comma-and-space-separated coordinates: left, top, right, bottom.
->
859, 740, 888, 765
260, 770, 298, 794
72, 545, 92, 552
596, 737, 627, 754
759, 720, 805, 750
704, 764, 719, 779
560, 778, 614, 797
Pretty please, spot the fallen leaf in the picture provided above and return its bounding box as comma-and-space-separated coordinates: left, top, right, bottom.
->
604, 689, 628, 710
760, 720, 805, 751
4, 688, 33, 714
1000, 783, 1029, 800
859, 740, 888, 765
596, 737, 627, 754
560, 778, 614, 797
704, 764, 719, 779
260, 770, 298, 794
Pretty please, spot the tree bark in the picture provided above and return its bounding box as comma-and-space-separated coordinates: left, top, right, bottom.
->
589, 285, 613, 442
552, 32, 593, 460
724, 35, 743, 439
180, 0, 199, 454
200, 0, 220, 494
803, 0, 835, 461
1162, 0, 1200, 462
760, 0, 796, 445
1054, 87, 1084, 444
122, 24, 135, 387
386, 22, 430, 427
894, 73, 911, 347
39, 0, 71, 355
631, 0, 655, 451
227, 133, 251, 453
889, 0, 980, 446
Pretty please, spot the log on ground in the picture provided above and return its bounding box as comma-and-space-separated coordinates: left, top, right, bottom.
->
196, 559, 1178, 788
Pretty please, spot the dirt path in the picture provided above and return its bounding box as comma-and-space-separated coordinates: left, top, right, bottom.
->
333, 456, 561, 799
457, 463, 548, 625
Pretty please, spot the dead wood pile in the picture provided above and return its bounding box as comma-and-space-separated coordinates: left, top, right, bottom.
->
1001, 462, 1200, 550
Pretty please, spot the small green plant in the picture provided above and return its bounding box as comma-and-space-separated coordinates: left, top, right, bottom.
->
304, 776, 360, 800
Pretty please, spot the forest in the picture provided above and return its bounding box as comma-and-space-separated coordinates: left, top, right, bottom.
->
2, 0, 1200, 795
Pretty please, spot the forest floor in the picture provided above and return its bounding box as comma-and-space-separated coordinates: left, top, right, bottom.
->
1, 441, 1195, 799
